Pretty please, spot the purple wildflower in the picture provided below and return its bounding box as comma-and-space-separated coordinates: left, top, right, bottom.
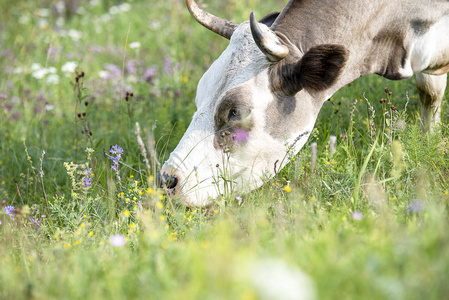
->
83, 168, 92, 188
110, 144, 123, 155
352, 211, 363, 220
109, 234, 126, 247
5, 206, 15, 220
109, 145, 124, 177
163, 56, 173, 75
30, 217, 40, 231
407, 200, 425, 213
236, 196, 243, 201
233, 129, 249, 143
144, 66, 157, 84
103, 63, 122, 80
83, 177, 92, 188
125, 59, 142, 75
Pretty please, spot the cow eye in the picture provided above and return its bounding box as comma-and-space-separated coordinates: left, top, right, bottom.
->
228, 107, 239, 121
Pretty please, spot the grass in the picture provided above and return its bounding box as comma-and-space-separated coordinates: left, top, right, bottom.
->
1, 0, 449, 299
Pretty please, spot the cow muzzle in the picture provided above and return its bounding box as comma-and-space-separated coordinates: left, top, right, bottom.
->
158, 169, 183, 196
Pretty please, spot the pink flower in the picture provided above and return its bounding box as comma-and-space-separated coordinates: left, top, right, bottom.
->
233, 129, 249, 143
352, 211, 363, 220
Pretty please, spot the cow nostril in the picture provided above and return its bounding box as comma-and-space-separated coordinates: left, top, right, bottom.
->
165, 175, 178, 189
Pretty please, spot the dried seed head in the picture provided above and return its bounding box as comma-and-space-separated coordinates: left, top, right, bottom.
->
385, 87, 389, 94
340, 133, 348, 140
216, 164, 220, 168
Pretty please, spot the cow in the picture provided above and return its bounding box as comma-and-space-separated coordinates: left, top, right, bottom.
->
160, 0, 449, 206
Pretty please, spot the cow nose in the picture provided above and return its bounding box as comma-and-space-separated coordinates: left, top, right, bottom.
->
158, 171, 180, 190
165, 175, 178, 189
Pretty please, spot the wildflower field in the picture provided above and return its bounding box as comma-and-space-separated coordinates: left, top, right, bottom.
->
1, 0, 449, 299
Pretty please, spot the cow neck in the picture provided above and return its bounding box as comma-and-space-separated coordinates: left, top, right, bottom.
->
271, 0, 432, 86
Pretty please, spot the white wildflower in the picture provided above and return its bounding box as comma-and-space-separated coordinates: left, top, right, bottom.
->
37, 18, 49, 29
98, 70, 109, 79
32, 68, 49, 79
46, 74, 60, 84
100, 13, 111, 22
118, 3, 131, 12
129, 41, 141, 49
31, 63, 43, 71
37, 8, 50, 17
19, 15, 30, 24
56, 17, 65, 27
109, 6, 119, 14
77, 7, 86, 15
54, 1, 66, 13
45, 104, 55, 111
68, 29, 82, 41
61, 61, 78, 74
250, 259, 316, 300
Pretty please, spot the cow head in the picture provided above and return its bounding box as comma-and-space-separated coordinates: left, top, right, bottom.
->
160, 0, 348, 206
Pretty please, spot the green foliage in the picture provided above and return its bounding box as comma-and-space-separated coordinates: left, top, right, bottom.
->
1, 0, 449, 299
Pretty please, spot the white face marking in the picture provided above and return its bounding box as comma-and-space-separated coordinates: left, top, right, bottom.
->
161, 22, 319, 206
411, 15, 449, 74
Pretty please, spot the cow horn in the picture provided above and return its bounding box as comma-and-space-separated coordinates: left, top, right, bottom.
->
250, 12, 289, 62
186, 0, 238, 40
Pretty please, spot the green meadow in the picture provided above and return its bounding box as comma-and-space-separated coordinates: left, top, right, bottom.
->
1, 0, 449, 299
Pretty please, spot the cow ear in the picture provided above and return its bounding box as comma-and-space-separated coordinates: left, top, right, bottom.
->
295, 44, 348, 93
259, 12, 280, 27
